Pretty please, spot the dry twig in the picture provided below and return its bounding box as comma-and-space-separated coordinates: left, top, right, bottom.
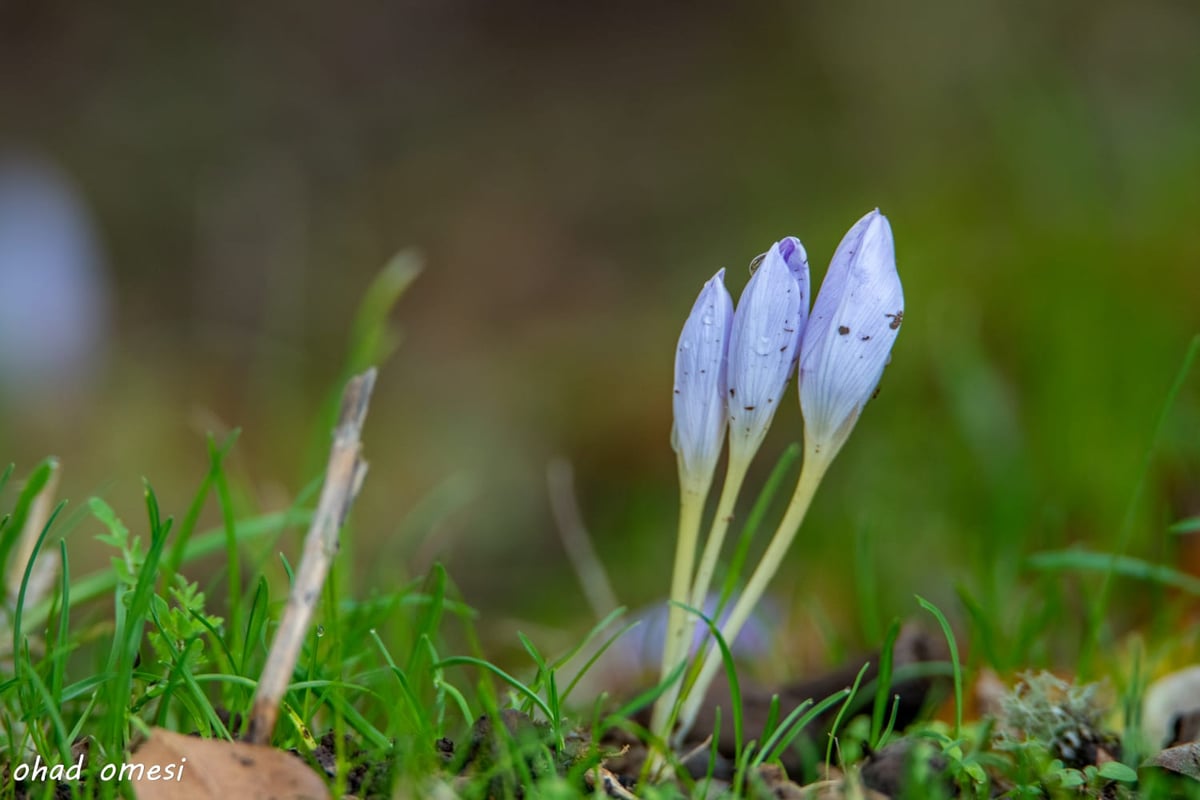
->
247, 368, 377, 744
547, 457, 617, 619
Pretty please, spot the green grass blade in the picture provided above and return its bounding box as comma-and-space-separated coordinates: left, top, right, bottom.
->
854, 522, 880, 643
954, 583, 1001, 669
760, 693, 781, 747
605, 657, 689, 722
517, 631, 548, 703
559, 618, 642, 707
369, 629, 431, 735
51, 539, 70, 708
878, 693, 902, 749
870, 619, 901, 748
1088, 334, 1200, 664
549, 605, 627, 673
0, 458, 57, 599
107, 486, 172, 746
764, 690, 850, 764
407, 564, 447, 675
917, 595, 963, 738
0, 462, 14, 499
675, 600, 743, 761
10, 499, 66, 677
24, 508, 312, 631
825, 662, 869, 770
1170, 517, 1200, 534
435, 655, 555, 722
163, 429, 240, 589
21, 643, 71, 760
307, 250, 420, 472
1028, 549, 1200, 594
753, 697, 811, 768
208, 444, 243, 658
716, 444, 801, 615
241, 576, 270, 674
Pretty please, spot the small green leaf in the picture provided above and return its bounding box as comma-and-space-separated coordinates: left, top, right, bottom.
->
1059, 769, 1085, 788
1170, 516, 1200, 534
1097, 761, 1138, 783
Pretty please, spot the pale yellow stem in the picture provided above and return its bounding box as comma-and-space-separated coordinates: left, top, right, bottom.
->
648, 479, 709, 741
674, 441, 835, 743
689, 451, 752, 611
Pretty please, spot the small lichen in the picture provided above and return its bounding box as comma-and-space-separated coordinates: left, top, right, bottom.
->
996, 671, 1116, 769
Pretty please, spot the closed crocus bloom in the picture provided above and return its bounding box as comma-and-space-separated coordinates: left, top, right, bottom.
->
727, 237, 809, 461
799, 209, 903, 458
675, 212, 908, 745
672, 269, 734, 491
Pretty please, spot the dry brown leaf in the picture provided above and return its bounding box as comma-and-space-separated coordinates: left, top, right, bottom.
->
1143, 741, 1200, 782
132, 727, 329, 800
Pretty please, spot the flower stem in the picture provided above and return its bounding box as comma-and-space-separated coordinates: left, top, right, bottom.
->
675, 440, 834, 742
649, 478, 709, 743
690, 451, 752, 611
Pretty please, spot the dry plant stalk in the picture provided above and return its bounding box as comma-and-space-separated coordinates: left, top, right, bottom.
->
247, 368, 377, 744
546, 457, 618, 619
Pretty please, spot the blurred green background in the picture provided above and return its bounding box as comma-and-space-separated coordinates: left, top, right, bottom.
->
1, 1, 1198, 670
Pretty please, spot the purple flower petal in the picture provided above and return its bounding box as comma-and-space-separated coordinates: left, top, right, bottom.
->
799, 210, 904, 454
727, 237, 809, 459
672, 269, 734, 486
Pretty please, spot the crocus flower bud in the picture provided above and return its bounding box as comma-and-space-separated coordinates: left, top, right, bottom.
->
672, 269, 734, 490
727, 237, 809, 461
799, 209, 903, 458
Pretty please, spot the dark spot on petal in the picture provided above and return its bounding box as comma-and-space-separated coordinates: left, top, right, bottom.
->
886, 310, 904, 330
871, 384, 882, 400
838, 325, 850, 335
729, 388, 736, 397
674, 389, 680, 394
860, 335, 871, 341
744, 405, 755, 411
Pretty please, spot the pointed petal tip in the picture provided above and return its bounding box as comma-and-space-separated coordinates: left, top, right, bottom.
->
862, 207, 889, 230
772, 236, 809, 285
854, 210, 896, 269
777, 235, 806, 262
